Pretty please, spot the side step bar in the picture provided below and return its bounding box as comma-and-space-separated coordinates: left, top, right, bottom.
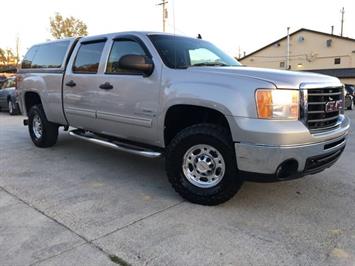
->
69, 129, 162, 158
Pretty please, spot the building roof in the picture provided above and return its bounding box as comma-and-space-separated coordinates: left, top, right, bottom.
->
304, 68, 355, 78
239, 28, 355, 60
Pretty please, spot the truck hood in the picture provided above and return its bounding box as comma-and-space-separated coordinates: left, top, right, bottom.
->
188, 66, 342, 89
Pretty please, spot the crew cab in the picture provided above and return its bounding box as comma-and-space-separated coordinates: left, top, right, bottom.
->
17, 32, 350, 205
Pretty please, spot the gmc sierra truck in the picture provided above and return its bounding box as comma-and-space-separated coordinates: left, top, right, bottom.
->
17, 32, 350, 205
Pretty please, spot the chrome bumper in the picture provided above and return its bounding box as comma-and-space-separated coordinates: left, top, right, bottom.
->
235, 134, 347, 175
232, 113, 350, 177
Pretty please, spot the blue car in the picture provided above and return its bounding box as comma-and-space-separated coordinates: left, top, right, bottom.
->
0, 77, 21, 115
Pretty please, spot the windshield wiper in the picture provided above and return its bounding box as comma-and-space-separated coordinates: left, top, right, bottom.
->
191, 62, 229, 67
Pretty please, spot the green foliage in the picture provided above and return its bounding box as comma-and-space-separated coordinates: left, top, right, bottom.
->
49, 13, 88, 39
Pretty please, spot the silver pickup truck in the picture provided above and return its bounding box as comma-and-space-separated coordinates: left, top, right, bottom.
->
17, 32, 350, 205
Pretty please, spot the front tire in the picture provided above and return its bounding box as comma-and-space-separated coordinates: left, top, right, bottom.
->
28, 104, 58, 148
165, 124, 243, 205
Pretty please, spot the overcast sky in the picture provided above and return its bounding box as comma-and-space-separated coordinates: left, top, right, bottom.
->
0, 0, 354, 58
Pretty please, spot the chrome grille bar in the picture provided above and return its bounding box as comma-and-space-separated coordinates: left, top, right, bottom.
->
300, 83, 343, 132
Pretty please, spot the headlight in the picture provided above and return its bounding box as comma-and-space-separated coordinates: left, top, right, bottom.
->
256, 89, 299, 120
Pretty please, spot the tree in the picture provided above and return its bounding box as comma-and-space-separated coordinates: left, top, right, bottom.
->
0, 49, 6, 65
49, 13, 88, 39
0, 48, 18, 66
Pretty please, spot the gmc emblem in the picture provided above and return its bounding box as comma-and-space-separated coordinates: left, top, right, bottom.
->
325, 100, 342, 113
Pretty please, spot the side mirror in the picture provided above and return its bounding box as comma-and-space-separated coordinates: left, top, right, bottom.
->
118, 54, 154, 77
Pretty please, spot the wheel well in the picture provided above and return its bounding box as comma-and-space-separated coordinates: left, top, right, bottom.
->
164, 105, 231, 146
24, 92, 42, 114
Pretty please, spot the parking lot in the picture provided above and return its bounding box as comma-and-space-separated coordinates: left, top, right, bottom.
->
0, 111, 354, 266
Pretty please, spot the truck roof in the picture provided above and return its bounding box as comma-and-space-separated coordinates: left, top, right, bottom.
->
30, 31, 193, 48
78, 31, 190, 42
30, 37, 78, 47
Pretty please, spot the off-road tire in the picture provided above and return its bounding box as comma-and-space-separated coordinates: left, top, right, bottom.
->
165, 124, 243, 205
28, 104, 58, 148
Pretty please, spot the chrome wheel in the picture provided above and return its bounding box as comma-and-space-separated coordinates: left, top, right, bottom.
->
32, 114, 43, 139
182, 144, 225, 188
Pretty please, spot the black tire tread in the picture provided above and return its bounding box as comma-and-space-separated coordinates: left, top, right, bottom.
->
28, 104, 58, 148
165, 123, 243, 205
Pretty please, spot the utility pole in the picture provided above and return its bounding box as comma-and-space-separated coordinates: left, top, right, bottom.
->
340, 7, 345, 37
157, 1, 168, 32
15, 36, 20, 66
286, 27, 290, 70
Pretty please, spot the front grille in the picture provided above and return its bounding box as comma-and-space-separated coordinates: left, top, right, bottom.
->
306, 86, 342, 131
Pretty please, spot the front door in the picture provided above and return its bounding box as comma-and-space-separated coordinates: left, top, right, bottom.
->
94, 36, 161, 146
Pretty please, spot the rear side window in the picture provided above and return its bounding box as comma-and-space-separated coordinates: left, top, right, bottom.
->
32, 41, 70, 68
106, 40, 147, 74
21, 46, 38, 69
73, 41, 106, 74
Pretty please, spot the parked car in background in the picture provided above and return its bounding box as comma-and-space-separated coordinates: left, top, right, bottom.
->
345, 84, 355, 110
0, 77, 20, 115
0, 75, 6, 88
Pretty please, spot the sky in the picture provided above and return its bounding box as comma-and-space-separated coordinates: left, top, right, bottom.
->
0, 0, 354, 58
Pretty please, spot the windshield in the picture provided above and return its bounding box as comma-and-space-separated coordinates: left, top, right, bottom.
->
148, 34, 241, 69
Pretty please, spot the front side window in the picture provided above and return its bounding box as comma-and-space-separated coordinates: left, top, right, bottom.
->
106, 40, 147, 74
148, 34, 240, 69
73, 41, 106, 74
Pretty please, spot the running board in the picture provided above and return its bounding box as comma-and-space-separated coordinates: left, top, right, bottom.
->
69, 129, 162, 158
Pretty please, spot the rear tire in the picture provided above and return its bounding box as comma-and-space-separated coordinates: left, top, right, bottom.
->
165, 124, 243, 205
28, 104, 58, 147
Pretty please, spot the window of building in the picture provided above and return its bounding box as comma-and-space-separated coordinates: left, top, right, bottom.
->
334, 58, 341, 65
280, 61, 285, 68
326, 39, 332, 47
106, 40, 147, 74
73, 41, 106, 74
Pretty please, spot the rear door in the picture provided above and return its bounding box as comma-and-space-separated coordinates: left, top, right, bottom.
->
63, 38, 107, 130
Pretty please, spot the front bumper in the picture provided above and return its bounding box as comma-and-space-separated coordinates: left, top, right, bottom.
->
234, 115, 350, 179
